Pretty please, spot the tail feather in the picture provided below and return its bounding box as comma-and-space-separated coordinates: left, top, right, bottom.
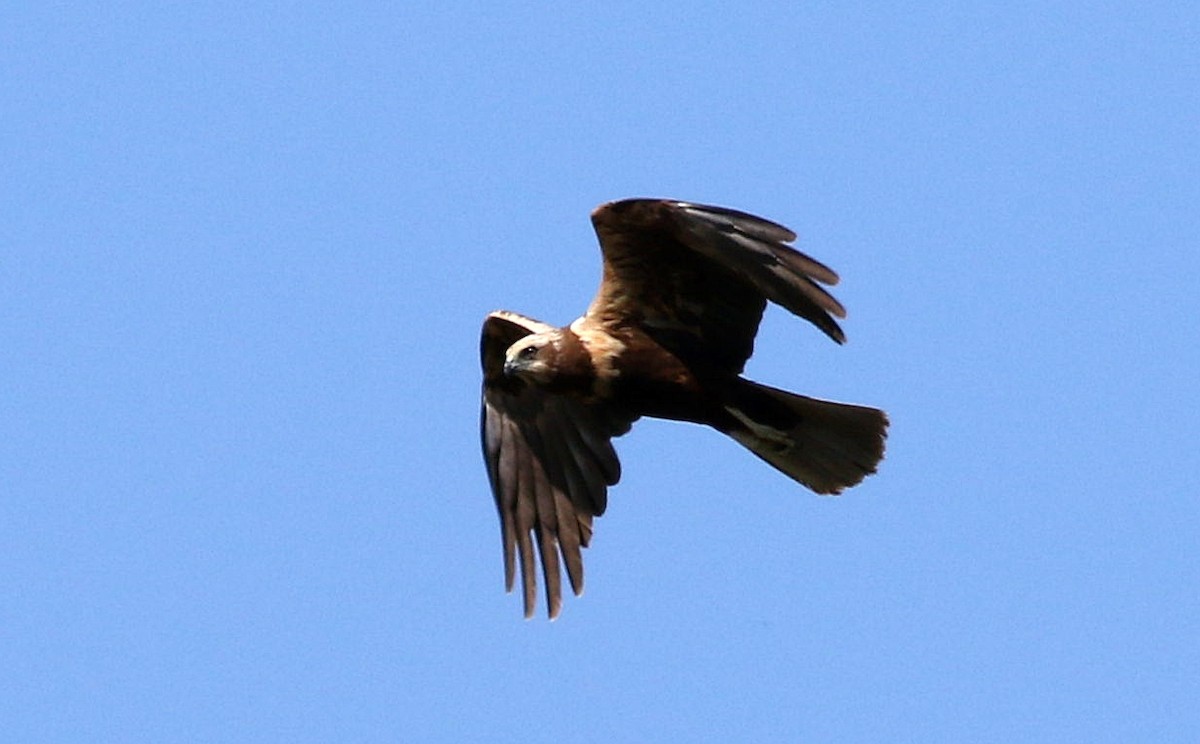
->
722, 380, 887, 494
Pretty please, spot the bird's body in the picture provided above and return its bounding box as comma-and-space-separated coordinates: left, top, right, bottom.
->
481, 198, 888, 618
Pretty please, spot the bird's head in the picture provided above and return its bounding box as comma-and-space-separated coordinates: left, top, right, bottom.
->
503, 330, 562, 385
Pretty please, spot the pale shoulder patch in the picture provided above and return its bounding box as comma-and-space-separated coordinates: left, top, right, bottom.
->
569, 316, 625, 394
489, 309, 556, 335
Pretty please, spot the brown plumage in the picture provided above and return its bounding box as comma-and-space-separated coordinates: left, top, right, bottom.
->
480, 198, 888, 619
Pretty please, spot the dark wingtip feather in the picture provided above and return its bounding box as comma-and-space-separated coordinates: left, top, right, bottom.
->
668, 201, 852, 344
674, 201, 797, 243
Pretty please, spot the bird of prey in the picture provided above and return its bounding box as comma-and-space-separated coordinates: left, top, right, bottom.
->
480, 198, 887, 618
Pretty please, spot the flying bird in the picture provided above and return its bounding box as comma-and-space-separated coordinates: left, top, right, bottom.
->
480, 198, 887, 619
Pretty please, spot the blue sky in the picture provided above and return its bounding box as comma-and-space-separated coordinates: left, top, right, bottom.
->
3, 2, 1197, 741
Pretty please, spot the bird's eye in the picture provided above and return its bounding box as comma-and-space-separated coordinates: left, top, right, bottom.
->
520, 345, 538, 358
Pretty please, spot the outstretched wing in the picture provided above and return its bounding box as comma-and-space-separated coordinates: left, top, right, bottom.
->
480, 310, 633, 619
586, 199, 847, 374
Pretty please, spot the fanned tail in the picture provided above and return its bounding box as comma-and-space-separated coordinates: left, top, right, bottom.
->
721, 379, 888, 494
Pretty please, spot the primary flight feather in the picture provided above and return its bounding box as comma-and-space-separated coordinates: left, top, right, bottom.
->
480, 198, 888, 619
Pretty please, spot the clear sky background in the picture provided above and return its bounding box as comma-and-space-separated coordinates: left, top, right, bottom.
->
4, 3, 1198, 742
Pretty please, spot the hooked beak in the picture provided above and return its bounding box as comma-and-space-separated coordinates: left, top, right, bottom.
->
503, 358, 520, 377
